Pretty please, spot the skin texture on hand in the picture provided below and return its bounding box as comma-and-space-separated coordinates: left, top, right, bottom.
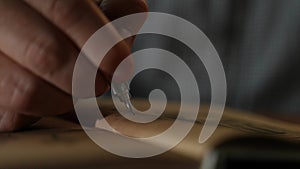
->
0, 0, 148, 132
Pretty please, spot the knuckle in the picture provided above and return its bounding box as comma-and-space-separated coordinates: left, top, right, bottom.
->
0, 113, 17, 132
8, 76, 39, 112
0, 112, 30, 132
49, 0, 83, 24
24, 34, 67, 78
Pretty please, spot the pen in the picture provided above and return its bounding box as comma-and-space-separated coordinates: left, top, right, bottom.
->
111, 82, 134, 115
100, 72, 134, 115
95, 0, 134, 115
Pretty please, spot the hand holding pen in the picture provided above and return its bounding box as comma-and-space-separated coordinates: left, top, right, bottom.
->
0, 0, 147, 132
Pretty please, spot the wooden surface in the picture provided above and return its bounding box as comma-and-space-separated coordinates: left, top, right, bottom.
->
0, 98, 300, 169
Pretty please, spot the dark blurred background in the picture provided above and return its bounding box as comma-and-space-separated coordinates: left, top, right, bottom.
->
129, 0, 300, 116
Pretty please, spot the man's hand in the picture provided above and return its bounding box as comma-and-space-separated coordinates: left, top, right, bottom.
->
0, 0, 148, 131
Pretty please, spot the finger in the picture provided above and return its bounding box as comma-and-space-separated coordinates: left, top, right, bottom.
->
95, 0, 148, 47
0, 0, 77, 94
24, 0, 146, 82
24, 0, 115, 49
99, 0, 148, 82
100, 0, 148, 33
23, 0, 130, 65
24, 0, 147, 48
0, 0, 108, 95
0, 51, 73, 116
100, 0, 148, 45
101, 0, 148, 20
0, 111, 40, 132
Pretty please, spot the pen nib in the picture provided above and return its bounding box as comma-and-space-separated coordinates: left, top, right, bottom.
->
125, 102, 135, 115
111, 82, 134, 115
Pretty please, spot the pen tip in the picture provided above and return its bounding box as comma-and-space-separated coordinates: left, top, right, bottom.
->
126, 103, 135, 115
